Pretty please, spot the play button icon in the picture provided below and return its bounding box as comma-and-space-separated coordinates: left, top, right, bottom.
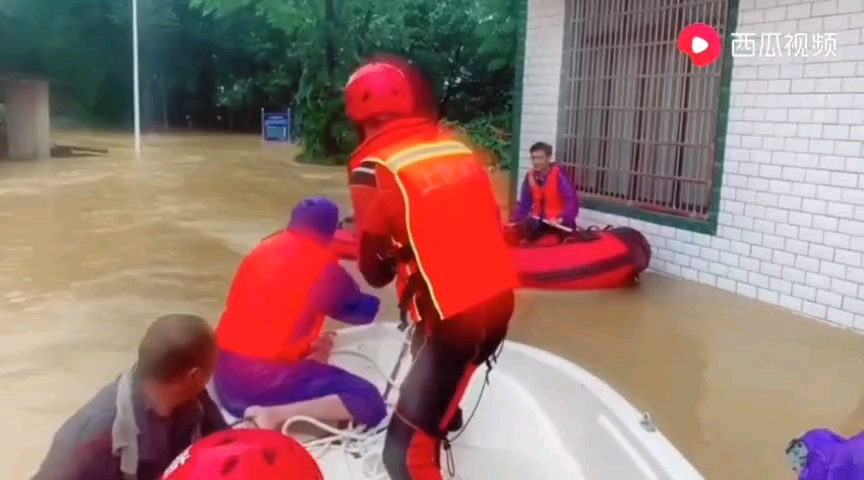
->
678, 24, 721, 67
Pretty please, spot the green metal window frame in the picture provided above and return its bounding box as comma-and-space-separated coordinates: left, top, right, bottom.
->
509, 0, 740, 235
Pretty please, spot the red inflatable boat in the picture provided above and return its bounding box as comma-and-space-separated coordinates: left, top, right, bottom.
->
331, 224, 651, 290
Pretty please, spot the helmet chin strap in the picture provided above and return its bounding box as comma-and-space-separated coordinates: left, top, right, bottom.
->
353, 123, 366, 142
353, 114, 436, 145
357, 115, 398, 139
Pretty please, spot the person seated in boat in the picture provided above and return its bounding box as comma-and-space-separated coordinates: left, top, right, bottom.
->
511, 142, 579, 242
162, 428, 323, 479
212, 196, 386, 432
34, 314, 228, 480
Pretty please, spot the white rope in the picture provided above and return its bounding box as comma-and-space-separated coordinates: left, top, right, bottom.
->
275, 326, 470, 479
281, 414, 391, 478
277, 326, 417, 479
282, 412, 467, 480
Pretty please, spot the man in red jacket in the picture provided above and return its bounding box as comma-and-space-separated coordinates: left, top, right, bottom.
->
213, 197, 385, 431
344, 55, 519, 480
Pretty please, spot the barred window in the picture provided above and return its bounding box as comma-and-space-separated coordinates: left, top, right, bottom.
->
557, 0, 730, 220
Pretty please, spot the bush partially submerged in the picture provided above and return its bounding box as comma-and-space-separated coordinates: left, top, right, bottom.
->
444, 111, 512, 171
295, 109, 513, 171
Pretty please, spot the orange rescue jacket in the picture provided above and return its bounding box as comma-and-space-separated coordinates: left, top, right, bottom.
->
215, 230, 333, 362
362, 132, 519, 320
348, 118, 431, 228
527, 165, 564, 220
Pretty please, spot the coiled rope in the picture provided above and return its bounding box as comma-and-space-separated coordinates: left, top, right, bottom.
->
272, 325, 488, 479
278, 326, 416, 479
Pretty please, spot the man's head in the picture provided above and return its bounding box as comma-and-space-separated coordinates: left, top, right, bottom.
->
135, 314, 217, 412
287, 196, 340, 242
344, 54, 436, 139
529, 142, 554, 172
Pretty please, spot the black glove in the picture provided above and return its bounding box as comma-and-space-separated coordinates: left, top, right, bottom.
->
358, 232, 397, 288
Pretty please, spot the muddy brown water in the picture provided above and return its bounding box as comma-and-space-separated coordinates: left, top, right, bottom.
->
3, 130, 864, 479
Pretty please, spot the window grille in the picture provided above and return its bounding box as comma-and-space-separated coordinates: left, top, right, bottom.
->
557, 0, 729, 219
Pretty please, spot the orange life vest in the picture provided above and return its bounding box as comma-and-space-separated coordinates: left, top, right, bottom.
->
369, 136, 519, 320
527, 165, 564, 220
348, 162, 377, 228
215, 230, 333, 362
348, 118, 431, 227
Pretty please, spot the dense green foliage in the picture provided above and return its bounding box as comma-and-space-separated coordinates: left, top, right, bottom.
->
0, 0, 518, 166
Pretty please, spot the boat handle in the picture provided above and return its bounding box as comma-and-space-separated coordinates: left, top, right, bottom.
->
639, 412, 657, 433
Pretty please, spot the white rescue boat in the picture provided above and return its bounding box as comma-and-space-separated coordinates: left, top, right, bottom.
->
211, 323, 704, 480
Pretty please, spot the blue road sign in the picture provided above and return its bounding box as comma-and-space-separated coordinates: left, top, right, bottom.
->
262, 109, 291, 142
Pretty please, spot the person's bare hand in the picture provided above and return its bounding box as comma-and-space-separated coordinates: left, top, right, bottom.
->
314, 331, 336, 348
307, 331, 336, 362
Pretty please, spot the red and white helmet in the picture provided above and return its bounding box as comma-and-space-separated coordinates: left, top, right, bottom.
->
162, 429, 323, 480
344, 54, 436, 125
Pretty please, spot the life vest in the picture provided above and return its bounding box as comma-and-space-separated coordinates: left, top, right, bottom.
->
527, 165, 564, 220
348, 161, 377, 228
348, 118, 431, 227
215, 230, 333, 362
368, 135, 519, 320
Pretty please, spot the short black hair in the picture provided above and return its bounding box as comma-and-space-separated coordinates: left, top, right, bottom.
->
136, 314, 216, 382
529, 142, 553, 157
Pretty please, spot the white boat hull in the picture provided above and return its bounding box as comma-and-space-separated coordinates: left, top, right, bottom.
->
210, 323, 704, 480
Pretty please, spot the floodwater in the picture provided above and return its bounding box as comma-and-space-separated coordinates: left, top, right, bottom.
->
3, 131, 864, 479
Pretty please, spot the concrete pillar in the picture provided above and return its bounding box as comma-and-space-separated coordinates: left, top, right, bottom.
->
5, 80, 51, 160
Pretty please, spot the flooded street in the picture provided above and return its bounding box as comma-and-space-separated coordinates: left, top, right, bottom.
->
3, 131, 864, 479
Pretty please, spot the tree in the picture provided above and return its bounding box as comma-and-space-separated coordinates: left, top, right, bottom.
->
0, 0, 517, 165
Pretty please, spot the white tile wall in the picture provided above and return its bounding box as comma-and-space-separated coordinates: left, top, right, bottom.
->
516, 0, 565, 183
519, 0, 864, 328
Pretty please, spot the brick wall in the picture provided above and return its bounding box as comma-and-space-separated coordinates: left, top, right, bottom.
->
519, 0, 864, 328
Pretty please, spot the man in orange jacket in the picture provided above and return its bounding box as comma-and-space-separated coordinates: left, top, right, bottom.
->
213, 197, 386, 431
344, 56, 519, 480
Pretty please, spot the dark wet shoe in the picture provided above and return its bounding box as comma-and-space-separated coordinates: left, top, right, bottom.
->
446, 408, 463, 432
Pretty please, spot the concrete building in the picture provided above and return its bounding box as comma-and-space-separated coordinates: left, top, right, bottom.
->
0, 72, 52, 160
512, 0, 864, 328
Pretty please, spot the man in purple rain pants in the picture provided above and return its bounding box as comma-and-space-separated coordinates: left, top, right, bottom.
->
212, 197, 387, 431
511, 142, 580, 242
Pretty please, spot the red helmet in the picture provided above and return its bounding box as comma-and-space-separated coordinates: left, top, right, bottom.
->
344, 55, 435, 125
162, 429, 323, 480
